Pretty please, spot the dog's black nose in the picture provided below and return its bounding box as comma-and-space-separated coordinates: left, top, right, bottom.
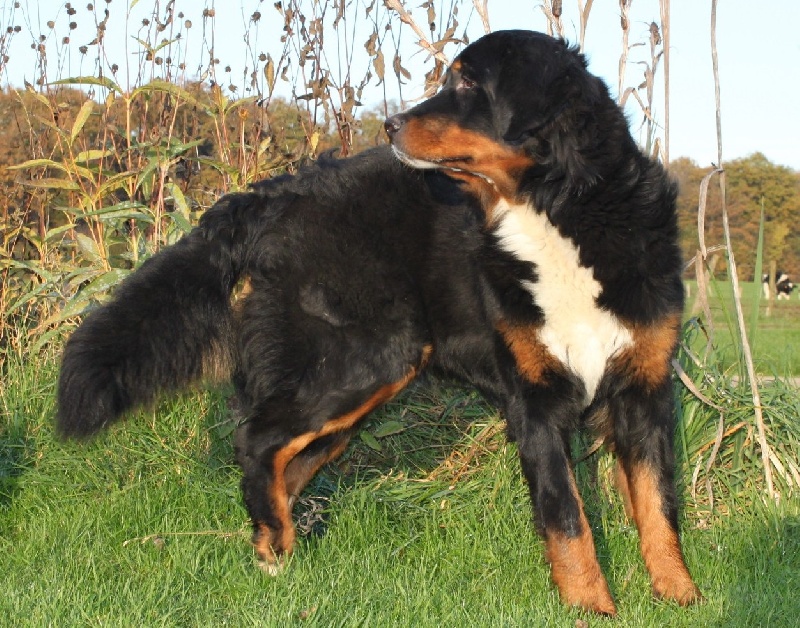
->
384, 115, 404, 138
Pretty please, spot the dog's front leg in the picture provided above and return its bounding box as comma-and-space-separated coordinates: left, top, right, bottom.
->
512, 385, 618, 616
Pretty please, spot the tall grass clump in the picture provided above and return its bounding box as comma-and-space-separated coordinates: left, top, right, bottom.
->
0, 0, 475, 349
676, 0, 798, 508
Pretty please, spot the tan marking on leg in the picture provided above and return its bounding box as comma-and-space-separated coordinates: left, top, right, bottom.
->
256, 345, 431, 567
545, 470, 617, 616
615, 313, 682, 390
496, 321, 560, 384
254, 521, 284, 574
284, 435, 351, 500
614, 459, 635, 521
624, 462, 702, 605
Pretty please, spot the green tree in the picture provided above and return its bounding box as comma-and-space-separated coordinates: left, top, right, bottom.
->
672, 153, 800, 280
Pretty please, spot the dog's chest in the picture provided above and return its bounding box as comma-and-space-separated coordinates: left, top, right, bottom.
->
493, 201, 632, 401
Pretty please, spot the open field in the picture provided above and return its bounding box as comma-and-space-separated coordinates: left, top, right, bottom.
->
684, 279, 800, 376
2, 348, 799, 626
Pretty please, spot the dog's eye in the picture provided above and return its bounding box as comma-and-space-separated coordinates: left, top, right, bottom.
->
458, 76, 477, 90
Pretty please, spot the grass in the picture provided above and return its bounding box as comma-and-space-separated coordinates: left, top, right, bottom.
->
685, 279, 800, 375
2, 345, 800, 626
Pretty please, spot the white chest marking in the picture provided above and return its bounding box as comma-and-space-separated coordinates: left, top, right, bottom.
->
494, 201, 632, 403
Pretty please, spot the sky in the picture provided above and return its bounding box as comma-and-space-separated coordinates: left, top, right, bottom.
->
1, 1, 798, 171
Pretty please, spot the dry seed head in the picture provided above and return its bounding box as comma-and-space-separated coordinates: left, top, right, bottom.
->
650, 22, 661, 46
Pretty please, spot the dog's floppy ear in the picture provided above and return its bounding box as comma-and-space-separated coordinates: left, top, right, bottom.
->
503, 43, 618, 214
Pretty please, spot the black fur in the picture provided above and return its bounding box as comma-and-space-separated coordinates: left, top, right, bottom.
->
57, 30, 700, 614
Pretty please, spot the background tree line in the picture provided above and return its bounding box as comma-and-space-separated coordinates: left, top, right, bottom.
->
0, 82, 389, 256
3, 80, 798, 278
672, 153, 800, 281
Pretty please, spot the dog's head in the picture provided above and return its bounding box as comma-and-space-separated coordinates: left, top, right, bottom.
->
385, 30, 630, 214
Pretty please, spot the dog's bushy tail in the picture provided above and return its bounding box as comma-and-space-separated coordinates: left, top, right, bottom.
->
56, 193, 258, 438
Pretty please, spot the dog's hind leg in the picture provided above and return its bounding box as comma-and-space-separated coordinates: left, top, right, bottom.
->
236, 348, 430, 572
283, 431, 354, 508
235, 420, 353, 573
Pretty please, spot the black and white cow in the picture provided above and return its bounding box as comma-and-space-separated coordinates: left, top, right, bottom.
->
762, 270, 795, 300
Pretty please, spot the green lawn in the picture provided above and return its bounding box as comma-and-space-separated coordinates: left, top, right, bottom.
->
684, 279, 800, 375
2, 348, 799, 626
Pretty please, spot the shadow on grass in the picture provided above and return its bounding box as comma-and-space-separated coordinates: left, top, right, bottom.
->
210, 376, 498, 542
0, 353, 56, 513
0, 418, 33, 510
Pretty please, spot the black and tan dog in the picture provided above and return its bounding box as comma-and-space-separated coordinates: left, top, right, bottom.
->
57, 30, 700, 614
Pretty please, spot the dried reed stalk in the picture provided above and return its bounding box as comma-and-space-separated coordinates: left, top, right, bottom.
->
540, 0, 564, 38
472, 0, 491, 34
709, 0, 775, 500
578, 0, 594, 52
617, 0, 632, 105
384, 0, 449, 64
659, 0, 670, 163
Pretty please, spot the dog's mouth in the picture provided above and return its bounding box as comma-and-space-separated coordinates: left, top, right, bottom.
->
392, 146, 486, 178
435, 155, 474, 165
